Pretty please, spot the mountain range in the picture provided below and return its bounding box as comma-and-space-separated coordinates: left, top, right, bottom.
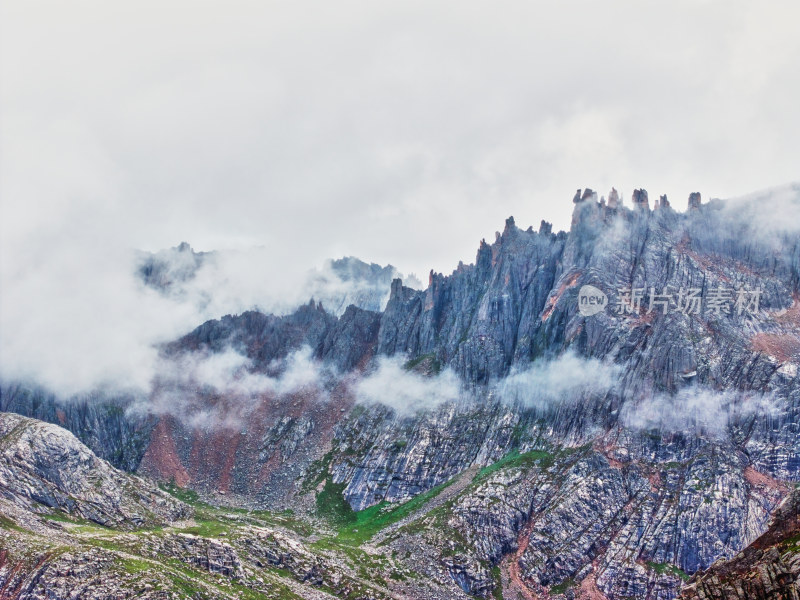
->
2, 185, 799, 599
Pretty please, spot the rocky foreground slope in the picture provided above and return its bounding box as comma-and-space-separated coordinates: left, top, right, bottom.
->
2, 186, 800, 598
2, 411, 798, 599
0, 412, 187, 529
0, 412, 408, 599
680, 487, 800, 599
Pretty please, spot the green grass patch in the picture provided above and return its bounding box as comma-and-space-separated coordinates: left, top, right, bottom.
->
510, 423, 527, 449
550, 578, 576, 594
474, 449, 553, 483
120, 557, 152, 574
661, 461, 684, 470
0, 514, 24, 532
245, 510, 314, 537
178, 517, 232, 538
40, 511, 107, 530
491, 565, 504, 600
335, 477, 455, 545
162, 481, 316, 537
40, 511, 80, 523
316, 478, 357, 527
300, 450, 335, 494
160, 482, 209, 508
83, 536, 126, 553
782, 532, 800, 553
403, 353, 441, 373
647, 561, 690, 581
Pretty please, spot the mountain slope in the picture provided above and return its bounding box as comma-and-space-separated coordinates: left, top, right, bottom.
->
0, 412, 187, 529
679, 487, 800, 599
0, 413, 470, 600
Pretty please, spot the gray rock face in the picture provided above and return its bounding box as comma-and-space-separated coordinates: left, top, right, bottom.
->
377, 220, 568, 385
0, 412, 188, 529
379, 196, 798, 390
239, 529, 326, 585
450, 442, 785, 598
3, 548, 126, 600
157, 533, 245, 578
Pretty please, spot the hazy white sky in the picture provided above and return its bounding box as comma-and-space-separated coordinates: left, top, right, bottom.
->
2, 0, 799, 277
1, 1, 799, 394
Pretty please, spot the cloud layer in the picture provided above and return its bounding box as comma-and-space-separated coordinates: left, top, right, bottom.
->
3, 1, 799, 278
497, 352, 621, 410
354, 357, 463, 415
620, 387, 783, 438
142, 346, 332, 429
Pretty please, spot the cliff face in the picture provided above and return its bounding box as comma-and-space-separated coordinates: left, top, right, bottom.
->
3, 187, 800, 599
679, 488, 800, 599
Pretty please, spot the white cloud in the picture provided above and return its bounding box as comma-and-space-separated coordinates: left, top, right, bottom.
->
3, 1, 800, 275
0, 237, 411, 397
140, 346, 330, 429
497, 352, 621, 409
167, 251, 417, 318
620, 387, 782, 438
354, 357, 463, 415
719, 183, 800, 237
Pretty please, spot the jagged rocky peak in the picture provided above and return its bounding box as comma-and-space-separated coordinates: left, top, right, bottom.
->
572, 187, 599, 203
328, 256, 395, 284
574, 186, 622, 210
305, 297, 326, 312
390, 276, 403, 297
388, 276, 418, 303
308, 255, 423, 314
137, 240, 207, 292
571, 186, 704, 215
607, 186, 620, 208
631, 187, 650, 210
538, 219, 552, 236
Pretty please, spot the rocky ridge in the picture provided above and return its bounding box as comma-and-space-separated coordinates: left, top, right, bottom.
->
0, 412, 187, 529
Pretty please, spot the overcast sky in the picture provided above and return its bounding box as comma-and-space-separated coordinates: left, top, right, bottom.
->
3, 0, 799, 276
1, 1, 799, 394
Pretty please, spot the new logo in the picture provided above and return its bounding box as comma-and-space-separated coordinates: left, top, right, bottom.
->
578, 285, 608, 316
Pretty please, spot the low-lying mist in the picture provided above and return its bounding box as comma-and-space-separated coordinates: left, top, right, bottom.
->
497, 351, 621, 410
0, 242, 414, 400
620, 387, 784, 439
136, 346, 337, 430
354, 356, 464, 416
